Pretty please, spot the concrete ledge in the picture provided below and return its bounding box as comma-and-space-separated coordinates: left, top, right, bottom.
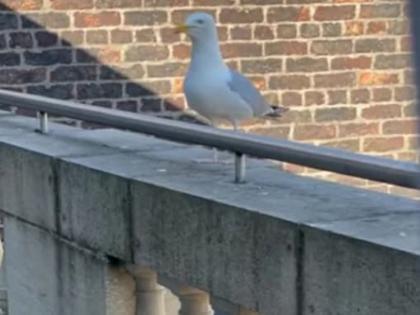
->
1, 113, 419, 315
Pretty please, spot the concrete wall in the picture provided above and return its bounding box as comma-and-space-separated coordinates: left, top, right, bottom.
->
0, 112, 419, 315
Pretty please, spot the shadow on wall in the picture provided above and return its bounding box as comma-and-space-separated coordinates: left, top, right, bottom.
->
0, 4, 197, 128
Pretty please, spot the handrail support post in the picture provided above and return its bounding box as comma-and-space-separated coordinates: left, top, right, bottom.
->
39, 111, 48, 134
234, 152, 246, 184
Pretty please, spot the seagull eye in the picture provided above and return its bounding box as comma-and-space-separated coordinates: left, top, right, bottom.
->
196, 19, 204, 25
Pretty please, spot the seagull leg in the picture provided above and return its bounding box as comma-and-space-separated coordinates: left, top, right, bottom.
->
193, 119, 227, 164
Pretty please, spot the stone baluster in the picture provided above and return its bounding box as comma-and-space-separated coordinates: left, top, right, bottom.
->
178, 287, 213, 315
128, 266, 165, 315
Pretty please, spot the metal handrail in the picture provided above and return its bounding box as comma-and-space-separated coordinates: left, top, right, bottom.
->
0, 88, 419, 188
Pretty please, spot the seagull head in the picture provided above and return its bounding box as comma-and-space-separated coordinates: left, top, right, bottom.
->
175, 12, 218, 44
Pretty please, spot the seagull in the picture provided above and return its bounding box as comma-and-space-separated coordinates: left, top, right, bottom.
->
175, 12, 287, 131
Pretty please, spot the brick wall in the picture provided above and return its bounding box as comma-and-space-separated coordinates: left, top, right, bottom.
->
0, 0, 418, 195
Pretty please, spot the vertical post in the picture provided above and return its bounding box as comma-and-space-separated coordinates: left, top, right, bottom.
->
234, 152, 246, 183
39, 111, 48, 134
178, 287, 213, 315
128, 266, 165, 315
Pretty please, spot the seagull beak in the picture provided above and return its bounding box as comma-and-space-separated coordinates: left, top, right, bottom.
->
174, 24, 189, 34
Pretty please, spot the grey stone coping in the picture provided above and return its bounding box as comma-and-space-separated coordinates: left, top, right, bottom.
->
0, 111, 418, 256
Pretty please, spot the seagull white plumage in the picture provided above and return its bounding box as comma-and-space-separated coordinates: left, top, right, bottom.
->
176, 12, 286, 130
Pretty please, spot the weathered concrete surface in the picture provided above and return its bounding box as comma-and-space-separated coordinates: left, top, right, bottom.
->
303, 225, 420, 315
4, 216, 107, 315
0, 112, 419, 315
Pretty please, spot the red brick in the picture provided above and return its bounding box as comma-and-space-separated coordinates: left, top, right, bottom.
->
51, 0, 93, 9
314, 72, 356, 88
401, 36, 412, 52
315, 107, 356, 122
360, 4, 401, 19
314, 6, 355, 21
322, 23, 342, 37
60, 31, 83, 45
160, 27, 181, 43
388, 21, 409, 35
1, 0, 42, 10
135, 29, 156, 42
86, 30, 108, 44
253, 126, 291, 139
328, 90, 347, 105
267, 7, 310, 22
305, 91, 325, 106
280, 109, 312, 124
241, 58, 283, 74
249, 76, 266, 90
125, 11, 167, 26
300, 24, 320, 38
145, 0, 189, 6
220, 8, 263, 23
111, 29, 132, 44
355, 39, 396, 53
96, 48, 121, 63
242, 0, 279, 3
286, 57, 328, 72
23, 13, 70, 29
269, 75, 310, 90
372, 88, 392, 102
407, 136, 419, 150
351, 89, 370, 104
125, 45, 169, 62
403, 103, 417, 118
282, 92, 302, 106
230, 26, 252, 40
345, 21, 364, 36
96, 0, 143, 8
311, 40, 352, 55
361, 104, 401, 119
395, 86, 416, 102
147, 62, 187, 78
367, 21, 387, 34
277, 24, 297, 39
338, 122, 379, 137
221, 43, 262, 58
331, 56, 371, 70
363, 137, 404, 152
294, 124, 337, 140
171, 78, 183, 95
358, 72, 399, 86
194, 0, 235, 5
217, 27, 228, 42
254, 26, 275, 40
74, 12, 120, 28
374, 54, 411, 70
265, 41, 307, 55
172, 44, 190, 59
383, 119, 418, 135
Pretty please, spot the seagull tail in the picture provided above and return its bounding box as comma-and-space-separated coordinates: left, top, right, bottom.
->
265, 105, 289, 118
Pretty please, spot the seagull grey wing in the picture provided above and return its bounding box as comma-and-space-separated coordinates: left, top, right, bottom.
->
227, 69, 272, 117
